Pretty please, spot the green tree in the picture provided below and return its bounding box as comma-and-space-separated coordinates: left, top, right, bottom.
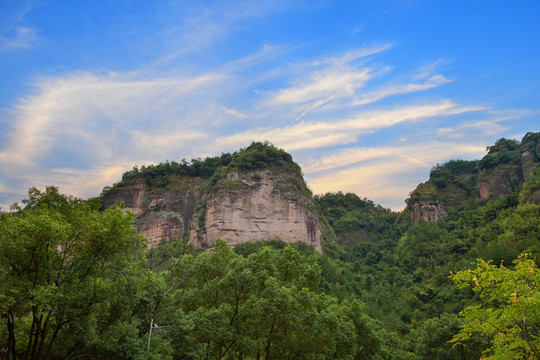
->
0, 187, 146, 360
451, 255, 540, 359
163, 240, 386, 359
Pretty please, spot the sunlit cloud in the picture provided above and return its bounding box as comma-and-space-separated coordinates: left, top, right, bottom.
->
436, 109, 537, 139
218, 100, 485, 151
305, 141, 487, 209
0, 71, 225, 167
222, 107, 249, 119
269, 45, 390, 109
351, 74, 452, 107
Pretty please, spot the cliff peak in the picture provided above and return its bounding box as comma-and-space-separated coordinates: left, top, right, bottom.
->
406, 131, 540, 223
102, 142, 325, 251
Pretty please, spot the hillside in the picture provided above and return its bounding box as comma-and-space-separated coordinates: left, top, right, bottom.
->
406, 131, 540, 222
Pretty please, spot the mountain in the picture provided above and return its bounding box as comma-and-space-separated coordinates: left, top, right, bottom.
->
406, 131, 540, 222
101, 133, 540, 253
101, 142, 328, 251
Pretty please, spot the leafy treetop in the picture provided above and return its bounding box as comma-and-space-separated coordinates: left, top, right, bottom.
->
479, 138, 521, 170
103, 141, 299, 192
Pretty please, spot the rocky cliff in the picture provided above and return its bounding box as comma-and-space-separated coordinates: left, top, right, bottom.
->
102, 177, 205, 248
406, 131, 540, 222
190, 170, 321, 252
102, 142, 324, 251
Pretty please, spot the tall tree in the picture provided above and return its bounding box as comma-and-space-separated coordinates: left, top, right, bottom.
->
0, 187, 145, 360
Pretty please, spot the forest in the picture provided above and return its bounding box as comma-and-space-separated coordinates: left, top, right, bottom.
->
1, 133, 540, 359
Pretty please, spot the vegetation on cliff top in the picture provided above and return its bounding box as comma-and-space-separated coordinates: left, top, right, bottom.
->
101, 141, 304, 197
405, 159, 479, 206
405, 133, 539, 209
479, 138, 521, 171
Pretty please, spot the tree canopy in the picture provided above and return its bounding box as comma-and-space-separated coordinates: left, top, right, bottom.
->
452, 255, 540, 359
0, 187, 156, 359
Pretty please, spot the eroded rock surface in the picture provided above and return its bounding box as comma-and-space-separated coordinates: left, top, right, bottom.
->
190, 171, 322, 252
477, 164, 523, 200
409, 200, 447, 222
102, 170, 323, 251
102, 178, 204, 248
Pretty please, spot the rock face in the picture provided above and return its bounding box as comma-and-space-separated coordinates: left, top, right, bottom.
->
521, 132, 540, 180
408, 200, 447, 223
477, 165, 523, 200
190, 171, 322, 252
102, 177, 205, 248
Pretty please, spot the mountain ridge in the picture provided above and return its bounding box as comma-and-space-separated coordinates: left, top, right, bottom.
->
405, 131, 540, 222
101, 132, 540, 251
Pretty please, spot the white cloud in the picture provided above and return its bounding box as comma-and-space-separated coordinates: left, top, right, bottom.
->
0, 71, 225, 168
351, 74, 452, 107
153, 0, 301, 65
222, 107, 249, 119
0, 69, 232, 205
0, 26, 36, 51
436, 109, 537, 139
304, 141, 487, 209
0, 40, 530, 209
271, 68, 372, 105
268, 45, 392, 109
218, 100, 484, 151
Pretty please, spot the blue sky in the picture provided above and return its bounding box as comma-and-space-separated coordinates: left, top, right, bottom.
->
0, 0, 539, 210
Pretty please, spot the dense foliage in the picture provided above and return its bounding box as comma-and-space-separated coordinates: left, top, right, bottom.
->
1, 189, 404, 359
479, 138, 521, 170
0, 187, 155, 359
160, 240, 391, 359
452, 256, 540, 359
102, 141, 300, 193
406, 159, 478, 206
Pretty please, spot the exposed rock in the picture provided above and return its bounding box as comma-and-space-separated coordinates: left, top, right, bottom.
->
190, 170, 322, 252
102, 177, 205, 248
407, 133, 540, 222
477, 164, 523, 200
521, 148, 538, 180
101, 145, 324, 252
409, 200, 447, 222
521, 132, 540, 180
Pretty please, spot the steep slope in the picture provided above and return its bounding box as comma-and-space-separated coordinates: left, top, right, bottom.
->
190, 169, 321, 252
406, 159, 479, 222
406, 131, 540, 222
102, 177, 205, 248
314, 192, 398, 246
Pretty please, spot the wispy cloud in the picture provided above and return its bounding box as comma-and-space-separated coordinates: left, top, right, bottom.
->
0, 39, 528, 209
351, 74, 452, 106
0, 72, 225, 168
0, 70, 229, 207
0, 26, 36, 51
436, 109, 538, 139
265, 45, 393, 120
218, 100, 484, 151
0, 0, 39, 52
153, 0, 301, 65
305, 141, 487, 209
